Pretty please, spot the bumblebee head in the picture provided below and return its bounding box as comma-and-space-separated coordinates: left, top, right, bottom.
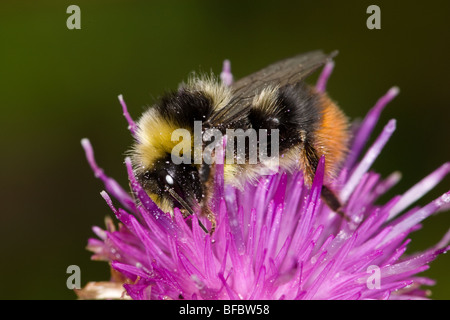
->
130, 76, 229, 233
130, 86, 213, 218
136, 155, 204, 216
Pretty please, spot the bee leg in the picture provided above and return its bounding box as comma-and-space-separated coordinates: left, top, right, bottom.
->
209, 217, 216, 235
300, 139, 350, 222
180, 209, 190, 219
201, 162, 217, 235
321, 185, 350, 221
202, 206, 216, 235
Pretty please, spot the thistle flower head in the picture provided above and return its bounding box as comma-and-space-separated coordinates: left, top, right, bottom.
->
79, 60, 450, 300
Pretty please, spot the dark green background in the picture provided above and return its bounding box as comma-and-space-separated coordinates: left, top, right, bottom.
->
0, 1, 448, 299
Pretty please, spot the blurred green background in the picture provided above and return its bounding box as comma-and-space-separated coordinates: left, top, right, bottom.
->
0, 0, 448, 299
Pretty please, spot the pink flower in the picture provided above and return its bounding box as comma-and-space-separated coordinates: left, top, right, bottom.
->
78, 59, 449, 300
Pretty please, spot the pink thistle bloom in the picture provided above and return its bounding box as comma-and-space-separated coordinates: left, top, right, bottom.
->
78, 59, 449, 300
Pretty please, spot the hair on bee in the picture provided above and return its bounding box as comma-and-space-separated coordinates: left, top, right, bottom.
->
131, 50, 349, 234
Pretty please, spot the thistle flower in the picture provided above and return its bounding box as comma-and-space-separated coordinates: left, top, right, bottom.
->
78, 60, 450, 300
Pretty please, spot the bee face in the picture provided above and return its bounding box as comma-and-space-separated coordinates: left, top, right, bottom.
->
131, 51, 350, 232
136, 157, 204, 215
131, 86, 216, 216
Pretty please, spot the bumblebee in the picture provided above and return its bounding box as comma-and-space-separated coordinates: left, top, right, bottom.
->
131, 51, 349, 233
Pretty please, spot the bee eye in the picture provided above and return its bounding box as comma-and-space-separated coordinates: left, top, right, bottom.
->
157, 170, 175, 187
165, 174, 174, 186
157, 169, 185, 199
157, 170, 168, 186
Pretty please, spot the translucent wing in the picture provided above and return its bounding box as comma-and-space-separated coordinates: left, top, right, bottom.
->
207, 50, 337, 129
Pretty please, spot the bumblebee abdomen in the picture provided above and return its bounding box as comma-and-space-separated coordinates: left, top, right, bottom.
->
248, 83, 321, 153
313, 92, 349, 183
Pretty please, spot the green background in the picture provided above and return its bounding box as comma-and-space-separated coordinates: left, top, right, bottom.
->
0, 0, 449, 299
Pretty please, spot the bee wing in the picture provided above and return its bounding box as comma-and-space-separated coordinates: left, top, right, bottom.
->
208, 50, 337, 128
